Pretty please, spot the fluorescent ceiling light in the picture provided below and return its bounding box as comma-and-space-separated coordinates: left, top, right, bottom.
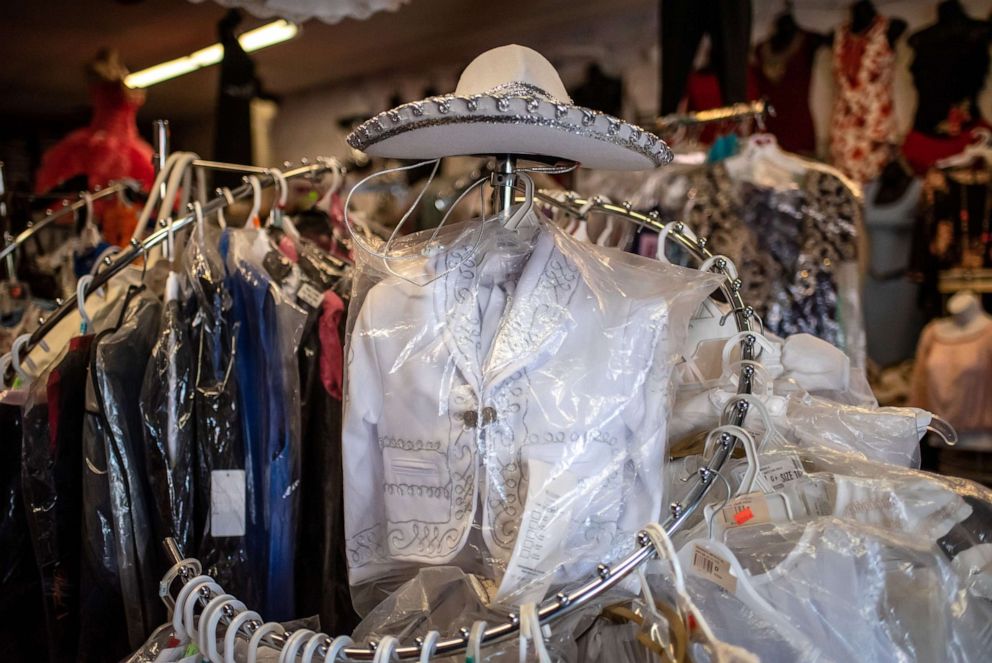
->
125, 20, 298, 88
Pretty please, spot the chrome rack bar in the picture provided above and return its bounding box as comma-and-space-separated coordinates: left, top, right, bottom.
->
655, 99, 774, 133
20, 159, 338, 358
193, 159, 273, 175
0, 181, 136, 263
158, 189, 762, 661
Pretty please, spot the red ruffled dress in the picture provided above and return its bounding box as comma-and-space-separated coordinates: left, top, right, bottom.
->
35, 83, 155, 194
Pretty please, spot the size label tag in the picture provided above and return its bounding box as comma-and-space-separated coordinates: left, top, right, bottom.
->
496, 459, 576, 604
757, 453, 806, 493
296, 282, 324, 309
692, 544, 737, 593
719, 492, 771, 528
210, 470, 246, 537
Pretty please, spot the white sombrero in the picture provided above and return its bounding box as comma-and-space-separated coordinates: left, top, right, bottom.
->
347, 44, 671, 171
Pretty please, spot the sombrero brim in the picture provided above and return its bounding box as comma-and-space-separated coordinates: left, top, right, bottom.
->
346, 92, 672, 171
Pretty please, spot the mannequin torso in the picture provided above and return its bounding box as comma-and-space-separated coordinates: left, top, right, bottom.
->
940, 290, 992, 338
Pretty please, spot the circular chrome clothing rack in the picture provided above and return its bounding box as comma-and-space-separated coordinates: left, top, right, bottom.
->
158, 184, 765, 661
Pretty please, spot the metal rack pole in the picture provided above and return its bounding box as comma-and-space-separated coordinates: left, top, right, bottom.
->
0, 182, 135, 263
157, 191, 762, 661
153, 119, 170, 204
491, 155, 518, 217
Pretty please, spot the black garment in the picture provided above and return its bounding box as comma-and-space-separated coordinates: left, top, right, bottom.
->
909, 1, 992, 136
570, 63, 623, 117
20, 337, 91, 663
140, 294, 196, 556
294, 290, 359, 634
185, 225, 256, 607
0, 403, 47, 663
91, 293, 164, 650
213, 9, 259, 187
79, 347, 130, 663
911, 172, 992, 319
659, 0, 752, 114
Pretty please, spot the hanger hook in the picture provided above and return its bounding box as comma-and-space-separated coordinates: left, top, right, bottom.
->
76, 274, 94, 333
10, 333, 34, 386
245, 175, 262, 229
0, 353, 12, 390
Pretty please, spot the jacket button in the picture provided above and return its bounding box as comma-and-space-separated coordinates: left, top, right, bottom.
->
462, 410, 478, 428
481, 407, 498, 426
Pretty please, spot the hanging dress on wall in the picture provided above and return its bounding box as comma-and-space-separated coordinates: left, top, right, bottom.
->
829, 17, 898, 183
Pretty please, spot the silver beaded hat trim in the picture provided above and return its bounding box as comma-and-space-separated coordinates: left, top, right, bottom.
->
347, 82, 673, 167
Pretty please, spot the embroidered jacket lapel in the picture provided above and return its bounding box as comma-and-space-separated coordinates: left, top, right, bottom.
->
483, 226, 581, 392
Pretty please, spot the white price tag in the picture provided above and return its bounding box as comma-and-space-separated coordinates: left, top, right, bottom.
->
296, 282, 325, 309
718, 492, 771, 528
210, 470, 246, 537
758, 453, 806, 493
691, 544, 737, 593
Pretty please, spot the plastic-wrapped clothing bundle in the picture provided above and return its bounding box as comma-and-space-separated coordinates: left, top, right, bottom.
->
79, 347, 132, 663
343, 210, 721, 611
140, 272, 196, 557
0, 402, 47, 663
680, 518, 992, 662
669, 373, 928, 470
222, 228, 306, 619
673, 440, 990, 550
183, 223, 254, 607
20, 336, 91, 662
91, 291, 164, 648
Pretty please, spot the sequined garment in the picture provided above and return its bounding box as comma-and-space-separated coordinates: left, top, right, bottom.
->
685, 164, 858, 347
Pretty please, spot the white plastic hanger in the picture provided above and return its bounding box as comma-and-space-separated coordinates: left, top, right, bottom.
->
192, 201, 206, 245
518, 602, 552, 663
217, 188, 234, 230
467, 620, 488, 663
223, 610, 263, 663
197, 593, 238, 661
418, 631, 441, 663
10, 333, 35, 384
372, 634, 399, 663
655, 220, 698, 263
595, 212, 617, 247
724, 133, 805, 187
246, 175, 262, 229
279, 628, 316, 663
677, 536, 807, 647
266, 168, 289, 228
246, 622, 287, 663
0, 353, 12, 390
172, 575, 221, 639
937, 128, 992, 169
703, 425, 762, 497
322, 635, 354, 662
299, 632, 330, 663
76, 275, 94, 334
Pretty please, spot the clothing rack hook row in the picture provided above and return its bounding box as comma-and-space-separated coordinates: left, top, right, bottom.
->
3, 160, 340, 371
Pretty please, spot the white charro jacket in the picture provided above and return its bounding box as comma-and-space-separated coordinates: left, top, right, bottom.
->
343, 214, 718, 602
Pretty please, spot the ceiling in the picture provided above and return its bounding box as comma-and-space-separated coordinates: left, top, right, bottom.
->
0, 0, 658, 122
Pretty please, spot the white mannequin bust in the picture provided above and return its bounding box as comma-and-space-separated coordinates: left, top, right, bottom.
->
940, 290, 992, 338
935, 290, 992, 450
